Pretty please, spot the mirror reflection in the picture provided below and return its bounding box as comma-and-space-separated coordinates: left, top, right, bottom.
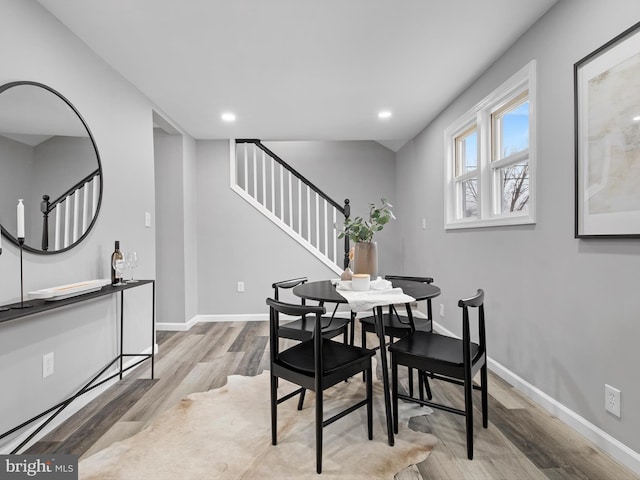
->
0, 81, 102, 253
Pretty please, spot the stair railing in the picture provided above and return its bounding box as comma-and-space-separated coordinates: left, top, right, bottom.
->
40, 168, 101, 251
232, 139, 350, 273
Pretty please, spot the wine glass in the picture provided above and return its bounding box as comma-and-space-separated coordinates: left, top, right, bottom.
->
125, 251, 138, 283
112, 256, 127, 286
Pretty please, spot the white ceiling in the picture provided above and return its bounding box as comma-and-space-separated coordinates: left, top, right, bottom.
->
36, 0, 558, 150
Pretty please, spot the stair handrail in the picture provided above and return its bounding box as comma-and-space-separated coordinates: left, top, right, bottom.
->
40, 168, 101, 251
236, 139, 351, 268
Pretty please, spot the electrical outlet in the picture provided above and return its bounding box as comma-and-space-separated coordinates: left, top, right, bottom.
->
144, 212, 151, 227
421, 218, 427, 230
439, 304, 445, 318
43, 352, 54, 378
605, 384, 621, 418
237, 281, 245, 293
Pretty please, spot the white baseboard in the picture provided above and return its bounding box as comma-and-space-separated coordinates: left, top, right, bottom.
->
156, 314, 268, 331
157, 310, 388, 331
432, 320, 640, 476
0, 344, 157, 455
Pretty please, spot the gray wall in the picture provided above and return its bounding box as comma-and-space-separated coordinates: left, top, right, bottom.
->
195, 140, 399, 316
153, 127, 199, 326
396, 0, 640, 455
0, 136, 33, 235
154, 130, 185, 325
0, 0, 157, 449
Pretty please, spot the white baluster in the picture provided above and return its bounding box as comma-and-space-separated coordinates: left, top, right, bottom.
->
54, 205, 61, 251
243, 143, 248, 190
63, 198, 70, 248
92, 176, 99, 218
262, 151, 266, 206
298, 179, 302, 235
72, 190, 79, 242
252, 144, 257, 198
306, 186, 311, 242
271, 157, 275, 213
323, 199, 328, 256
82, 183, 89, 233
279, 163, 284, 221
331, 207, 340, 265
288, 171, 293, 227
315, 192, 320, 249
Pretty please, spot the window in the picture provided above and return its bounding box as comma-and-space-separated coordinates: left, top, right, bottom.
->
445, 61, 536, 229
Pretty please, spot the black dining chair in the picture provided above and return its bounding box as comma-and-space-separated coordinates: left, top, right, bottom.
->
273, 277, 352, 344
388, 289, 487, 460
359, 275, 435, 398
267, 298, 375, 474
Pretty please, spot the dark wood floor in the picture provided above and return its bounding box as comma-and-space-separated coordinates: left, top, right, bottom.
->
26, 321, 639, 480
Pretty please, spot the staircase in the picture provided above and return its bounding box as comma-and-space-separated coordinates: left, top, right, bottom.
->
40, 168, 101, 251
230, 139, 349, 274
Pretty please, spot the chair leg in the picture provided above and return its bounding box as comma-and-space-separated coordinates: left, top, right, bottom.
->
421, 371, 432, 400
297, 388, 306, 410
316, 387, 323, 474
361, 327, 367, 381
367, 364, 373, 440
481, 363, 488, 428
392, 355, 399, 434
350, 311, 356, 346
270, 373, 278, 445
408, 366, 414, 397
464, 370, 474, 460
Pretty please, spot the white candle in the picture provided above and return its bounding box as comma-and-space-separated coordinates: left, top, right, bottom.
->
17, 199, 25, 238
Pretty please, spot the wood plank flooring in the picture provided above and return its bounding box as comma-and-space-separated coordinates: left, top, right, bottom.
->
26, 321, 640, 479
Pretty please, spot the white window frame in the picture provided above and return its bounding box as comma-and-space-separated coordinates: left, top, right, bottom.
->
445, 60, 537, 229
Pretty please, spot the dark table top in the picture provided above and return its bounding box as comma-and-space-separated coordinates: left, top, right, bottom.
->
293, 279, 440, 304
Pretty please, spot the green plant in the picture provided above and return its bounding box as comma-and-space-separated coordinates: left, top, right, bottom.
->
337, 198, 395, 243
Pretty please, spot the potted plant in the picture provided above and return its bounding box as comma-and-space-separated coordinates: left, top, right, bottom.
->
337, 198, 394, 278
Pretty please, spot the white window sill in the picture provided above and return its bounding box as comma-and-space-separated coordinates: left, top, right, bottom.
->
445, 213, 535, 230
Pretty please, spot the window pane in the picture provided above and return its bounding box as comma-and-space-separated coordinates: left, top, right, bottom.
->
500, 163, 529, 213
459, 178, 478, 218
455, 128, 477, 175
494, 98, 529, 160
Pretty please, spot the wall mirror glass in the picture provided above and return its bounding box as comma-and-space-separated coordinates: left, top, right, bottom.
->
0, 81, 102, 254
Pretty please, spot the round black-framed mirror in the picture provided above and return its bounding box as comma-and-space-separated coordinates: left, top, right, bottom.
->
0, 81, 103, 254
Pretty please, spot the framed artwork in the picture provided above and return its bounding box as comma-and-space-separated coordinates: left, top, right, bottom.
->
575, 21, 640, 238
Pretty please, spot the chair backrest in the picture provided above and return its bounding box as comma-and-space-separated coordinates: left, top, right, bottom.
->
385, 275, 434, 284
272, 277, 308, 303
385, 275, 435, 320
458, 289, 486, 363
266, 297, 326, 369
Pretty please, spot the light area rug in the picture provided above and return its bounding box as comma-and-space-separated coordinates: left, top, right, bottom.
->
79, 364, 436, 479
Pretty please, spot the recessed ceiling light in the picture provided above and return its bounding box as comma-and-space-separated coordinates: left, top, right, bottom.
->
633, 115, 640, 122
221, 112, 236, 122
378, 110, 392, 119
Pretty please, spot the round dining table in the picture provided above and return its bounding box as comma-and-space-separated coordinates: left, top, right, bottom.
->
293, 278, 441, 446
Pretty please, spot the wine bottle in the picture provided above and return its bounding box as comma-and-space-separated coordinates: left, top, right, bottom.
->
111, 240, 124, 285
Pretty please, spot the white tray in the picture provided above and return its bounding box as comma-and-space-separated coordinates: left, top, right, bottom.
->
29, 279, 111, 301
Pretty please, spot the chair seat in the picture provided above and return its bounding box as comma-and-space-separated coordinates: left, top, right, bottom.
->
280, 315, 351, 340
278, 338, 374, 375
360, 313, 431, 337
388, 331, 480, 367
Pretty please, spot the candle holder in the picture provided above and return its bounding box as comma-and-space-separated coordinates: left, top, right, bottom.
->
0, 245, 9, 312
11, 237, 32, 309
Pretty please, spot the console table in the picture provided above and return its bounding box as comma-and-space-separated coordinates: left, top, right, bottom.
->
0, 279, 155, 453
